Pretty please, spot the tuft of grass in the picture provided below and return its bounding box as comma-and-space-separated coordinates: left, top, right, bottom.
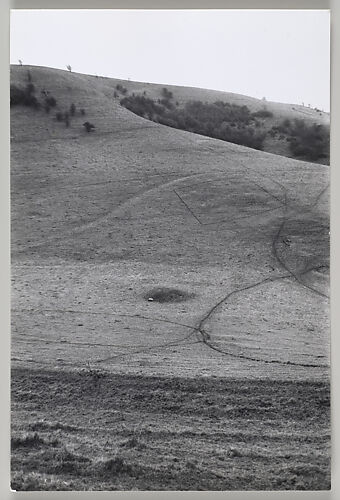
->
11, 471, 75, 491
226, 446, 243, 458
28, 420, 78, 432
11, 432, 48, 450
78, 363, 107, 385
52, 447, 91, 474
96, 455, 138, 477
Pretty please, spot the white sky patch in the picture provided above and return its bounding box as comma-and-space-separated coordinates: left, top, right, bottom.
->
10, 9, 330, 111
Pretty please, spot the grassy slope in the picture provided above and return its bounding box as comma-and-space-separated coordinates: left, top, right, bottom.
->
11, 65, 330, 160
10, 65, 330, 490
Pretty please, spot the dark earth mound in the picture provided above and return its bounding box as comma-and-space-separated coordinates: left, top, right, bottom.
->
144, 287, 194, 303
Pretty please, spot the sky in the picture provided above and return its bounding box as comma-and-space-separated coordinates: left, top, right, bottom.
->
10, 9, 330, 111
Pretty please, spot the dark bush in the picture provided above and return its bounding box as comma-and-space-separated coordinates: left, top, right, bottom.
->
83, 121, 95, 132
288, 120, 329, 161
162, 87, 173, 99
10, 84, 40, 109
159, 98, 174, 110
45, 96, 57, 107
80, 109, 86, 116
70, 103, 76, 116
252, 109, 273, 118
10, 85, 25, 106
273, 117, 329, 162
56, 111, 64, 122
116, 84, 128, 95
120, 95, 165, 119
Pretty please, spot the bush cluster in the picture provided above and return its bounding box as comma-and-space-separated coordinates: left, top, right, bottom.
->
162, 87, 173, 100
286, 119, 329, 161
11, 72, 93, 133
270, 118, 329, 162
10, 83, 40, 108
120, 95, 165, 120
120, 96, 267, 150
252, 109, 274, 118
115, 84, 128, 95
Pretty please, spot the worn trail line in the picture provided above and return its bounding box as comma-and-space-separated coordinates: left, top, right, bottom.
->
195, 266, 329, 369
173, 189, 203, 225
12, 307, 201, 365
271, 183, 330, 299
234, 154, 329, 299
192, 167, 329, 368
11, 124, 157, 145
19, 172, 207, 252
13, 266, 328, 369
12, 307, 198, 332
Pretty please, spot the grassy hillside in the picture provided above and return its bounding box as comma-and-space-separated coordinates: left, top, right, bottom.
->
10, 65, 330, 490
11, 65, 330, 163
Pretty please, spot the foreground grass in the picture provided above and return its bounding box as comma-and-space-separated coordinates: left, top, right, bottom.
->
11, 367, 330, 491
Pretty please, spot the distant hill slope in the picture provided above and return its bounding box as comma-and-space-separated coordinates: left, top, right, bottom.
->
11, 64, 329, 380
10, 65, 329, 163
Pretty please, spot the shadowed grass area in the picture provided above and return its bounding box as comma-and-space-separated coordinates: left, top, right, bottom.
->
11, 367, 330, 491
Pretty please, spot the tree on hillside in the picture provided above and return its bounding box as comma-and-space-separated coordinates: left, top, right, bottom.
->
162, 87, 173, 99
66, 65, 72, 72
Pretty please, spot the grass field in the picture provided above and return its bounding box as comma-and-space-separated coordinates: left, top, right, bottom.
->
11, 369, 330, 491
10, 65, 330, 490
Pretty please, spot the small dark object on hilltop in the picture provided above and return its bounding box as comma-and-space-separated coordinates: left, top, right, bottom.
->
83, 121, 95, 132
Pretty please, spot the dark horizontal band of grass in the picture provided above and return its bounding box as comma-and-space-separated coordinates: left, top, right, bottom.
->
12, 367, 330, 421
